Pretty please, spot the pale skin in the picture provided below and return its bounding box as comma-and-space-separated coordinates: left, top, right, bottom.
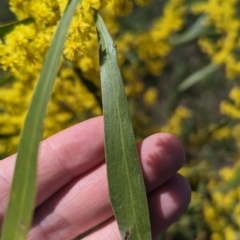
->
0, 116, 191, 239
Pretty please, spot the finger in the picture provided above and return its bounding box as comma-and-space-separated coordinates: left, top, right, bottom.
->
139, 133, 185, 192
0, 116, 105, 222
28, 133, 186, 239
82, 174, 191, 240
29, 164, 108, 240
149, 173, 191, 239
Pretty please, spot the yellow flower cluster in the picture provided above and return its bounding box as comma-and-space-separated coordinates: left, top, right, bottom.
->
220, 86, 240, 149
176, 153, 240, 240
133, 0, 186, 75
202, 161, 240, 240
211, 126, 231, 141
0, 64, 101, 156
221, 87, 240, 119
0, 0, 94, 155
176, 84, 240, 239
143, 87, 158, 106
1, 0, 152, 72
160, 106, 192, 136
0, 0, 187, 158
190, 123, 232, 145
110, 0, 186, 114
192, 0, 240, 79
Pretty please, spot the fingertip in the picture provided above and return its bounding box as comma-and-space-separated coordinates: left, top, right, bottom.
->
138, 133, 185, 192
149, 173, 191, 239
154, 132, 186, 168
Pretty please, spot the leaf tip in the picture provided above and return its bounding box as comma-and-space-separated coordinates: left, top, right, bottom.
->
124, 229, 130, 240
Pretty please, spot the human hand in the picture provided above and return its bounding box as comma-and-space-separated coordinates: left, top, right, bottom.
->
0, 116, 191, 240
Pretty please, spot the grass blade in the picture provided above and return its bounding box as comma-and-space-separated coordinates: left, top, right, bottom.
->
95, 13, 152, 240
0, 18, 33, 38
170, 15, 210, 45
178, 63, 219, 92
1, 0, 81, 239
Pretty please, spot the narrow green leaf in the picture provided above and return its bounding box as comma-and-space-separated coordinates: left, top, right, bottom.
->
178, 63, 219, 92
0, 18, 33, 38
1, 0, 81, 239
170, 15, 210, 45
95, 13, 151, 240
